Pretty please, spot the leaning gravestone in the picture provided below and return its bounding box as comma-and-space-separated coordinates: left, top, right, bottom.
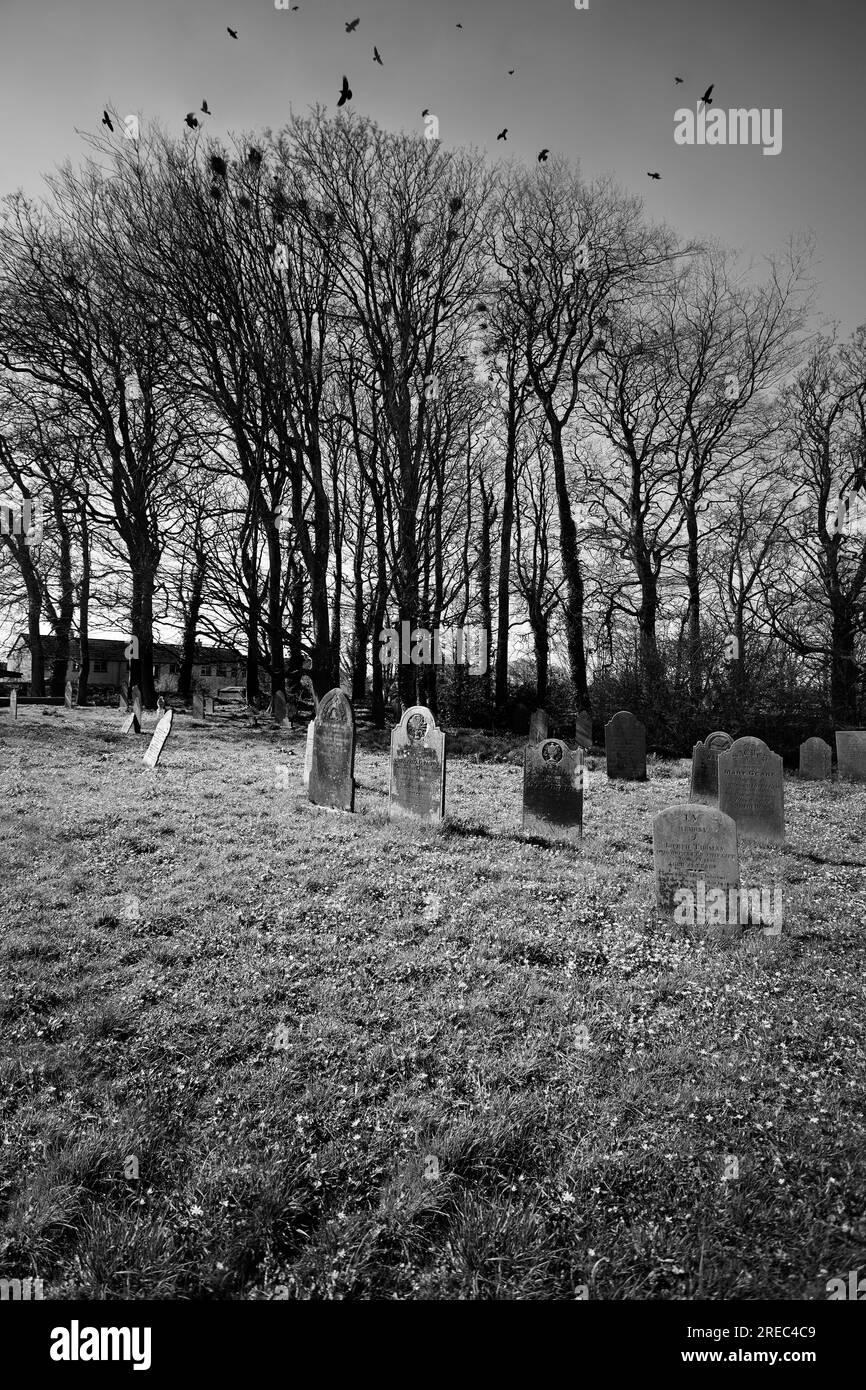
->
308, 689, 355, 811
64, 682, 73, 709
605, 710, 647, 781
303, 720, 315, 789
690, 731, 733, 805
799, 736, 832, 781
523, 739, 584, 843
120, 710, 140, 736
528, 709, 549, 745
273, 690, 287, 725
718, 736, 785, 844
574, 710, 592, 750
389, 705, 446, 824
142, 709, 173, 769
9, 689, 17, 720
653, 804, 740, 931
835, 730, 866, 783
192, 691, 205, 721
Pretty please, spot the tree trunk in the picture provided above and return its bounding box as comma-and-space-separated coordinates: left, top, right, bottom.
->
77, 505, 91, 705
495, 407, 517, 708
548, 420, 590, 711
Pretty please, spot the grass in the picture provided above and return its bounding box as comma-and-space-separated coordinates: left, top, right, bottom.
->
1, 705, 864, 1300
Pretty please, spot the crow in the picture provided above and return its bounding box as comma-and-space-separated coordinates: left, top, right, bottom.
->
497, 128, 508, 140
247, 146, 263, 165
102, 110, 114, 131
538, 148, 549, 162
227, 26, 238, 39
700, 84, 714, 106
508, 69, 515, 75
422, 108, 429, 117
647, 171, 661, 179
373, 46, 382, 64
456, 22, 463, 28
185, 112, 199, 129
674, 76, 684, 84
201, 99, 211, 115
338, 75, 352, 106
346, 17, 359, 32
210, 154, 228, 179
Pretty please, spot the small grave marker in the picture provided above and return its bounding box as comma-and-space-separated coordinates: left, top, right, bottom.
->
389, 705, 446, 824
718, 736, 785, 844
142, 708, 173, 769
605, 710, 647, 780
690, 730, 733, 804
9, 689, 17, 720
799, 736, 831, 781
120, 710, 140, 735
522, 738, 583, 843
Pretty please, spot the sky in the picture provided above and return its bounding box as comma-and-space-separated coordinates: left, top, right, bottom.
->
0, 0, 863, 337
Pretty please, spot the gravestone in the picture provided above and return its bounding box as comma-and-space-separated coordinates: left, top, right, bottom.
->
142, 709, 173, 769
799, 736, 831, 781
192, 691, 205, 721
718, 736, 785, 844
389, 705, 446, 824
64, 682, 73, 709
690, 731, 733, 804
653, 804, 740, 930
308, 689, 355, 811
303, 721, 315, 789
605, 710, 647, 781
118, 692, 126, 711
528, 709, 549, 745
9, 689, 17, 720
273, 690, 287, 725
120, 710, 140, 736
574, 710, 592, 750
522, 739, 584, 843
204, 696, 215, 716
835, 730, 866, 783
132, 690, 143, 726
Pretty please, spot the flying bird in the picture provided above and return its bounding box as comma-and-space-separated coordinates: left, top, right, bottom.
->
674, 76, 684, 84
508, 69, 515, 76
210, 154, 228, 179
497, 128, 508, 140
201, 100, 211, 115
185, 112, 199, 129
422, 108, 429, 117
647, 171, 661, 180
227, 26, 238, 39
102, 110, 114, 131
537, 148, 549, 162
700, 84, 714, 106
456, 22, 463, 28
338, 75, 353, 106
373, 46, 382, 64
346, 18, 359, 32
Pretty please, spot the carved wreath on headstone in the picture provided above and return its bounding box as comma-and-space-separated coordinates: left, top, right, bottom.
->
541, 740, 563, 762
407, 712, 428, 742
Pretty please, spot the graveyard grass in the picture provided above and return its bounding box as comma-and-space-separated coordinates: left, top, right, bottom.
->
1, 711, 865, 1300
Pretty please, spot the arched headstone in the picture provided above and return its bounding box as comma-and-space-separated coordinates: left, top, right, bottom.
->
389, 705, 446, 823
309, 689, 355, 811
799, 736, 831, 781
523, 738, 583, 842
690, 730, 733, 804
835, 730, 866, 783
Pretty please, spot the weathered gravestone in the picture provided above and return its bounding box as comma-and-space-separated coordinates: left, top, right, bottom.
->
574, 710, 593, 751
523, 739, 584, 843
835, 730, 866, 783
799, 736, 832, 781
528, 709, 549, 745
389, 705, 446, 824
718, 736, 785, 844
308, 689, 355, 811
120, 709, 140, 736
64, 682, 73, 709
142, 709, 173, 769
303, 720, 315, 789
690, 730, 733, 805
273, 690, 287, 725
9, 689, 17, 720
605, 710, 647, 781
192, 691, 205, 721
653, 804, 740, 932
